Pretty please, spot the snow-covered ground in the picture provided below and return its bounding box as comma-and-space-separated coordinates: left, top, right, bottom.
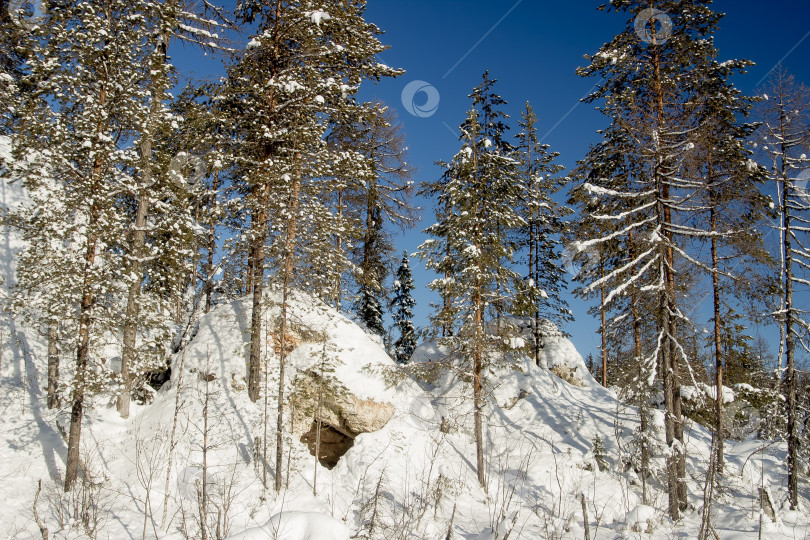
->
0, 134, 808, 539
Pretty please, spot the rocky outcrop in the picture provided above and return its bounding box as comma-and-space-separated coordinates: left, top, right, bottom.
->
290, 370, 395, 468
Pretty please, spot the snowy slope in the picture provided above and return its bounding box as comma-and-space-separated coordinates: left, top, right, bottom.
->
0, 133, 808, 538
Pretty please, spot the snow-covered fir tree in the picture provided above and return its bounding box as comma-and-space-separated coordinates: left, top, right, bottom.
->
418, 100, 526, 489
391, 251, 416, 364
513, 102, 570, 366
7, 0, 201, 491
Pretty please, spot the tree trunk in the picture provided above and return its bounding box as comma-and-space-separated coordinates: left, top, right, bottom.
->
782, 129, 798, 509
474, 285, 485, 490
118, 32, 169, 419
248, 185, 270, 403
631, 236, 648, 504
205, 171, 219, 314
118, 189, 148, 419
652, 42, 686, 519
47, 322, 59, 409
66, 77, 106, 490
275, 167, 301, 492
65, 236, 97, 492
709, 183, 724, 475
600, 259, 607, 387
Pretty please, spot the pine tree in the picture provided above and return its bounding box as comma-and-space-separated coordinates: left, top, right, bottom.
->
757, 68, 810, 510
687, 53, 770, 475
575, 0, 760, 518
391, 251, 416, 364
227, 0, 401, 491
0, 0, 26, 135
7, 0, 196, 491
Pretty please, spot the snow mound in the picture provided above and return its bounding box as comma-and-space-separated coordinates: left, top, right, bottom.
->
228, 511, 351, 540
178, 289, 408, 402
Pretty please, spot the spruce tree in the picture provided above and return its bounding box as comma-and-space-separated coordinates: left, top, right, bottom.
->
418, 101, 526, 489
514, 102, 569, 366
391, 251, 416, 364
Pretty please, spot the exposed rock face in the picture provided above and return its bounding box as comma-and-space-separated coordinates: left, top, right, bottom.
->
550, 365, 584, 387
291, 371, 395, 468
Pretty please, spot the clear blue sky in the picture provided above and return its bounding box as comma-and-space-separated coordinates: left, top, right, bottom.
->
176, 1, 810, 362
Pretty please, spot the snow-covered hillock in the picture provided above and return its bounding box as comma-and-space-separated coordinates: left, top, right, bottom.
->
0, 186, 806, 539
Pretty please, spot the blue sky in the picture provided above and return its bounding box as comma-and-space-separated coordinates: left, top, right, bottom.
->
176, 1, 810, 362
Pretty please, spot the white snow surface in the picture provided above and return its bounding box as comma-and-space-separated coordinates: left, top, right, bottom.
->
0, 134, 808, 538
228, 511, 351, 540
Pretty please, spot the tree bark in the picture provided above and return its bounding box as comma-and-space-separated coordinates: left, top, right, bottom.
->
65, 235, 97, 492
205, 171, 219, 314
600, 260, 607, 387
275, 166, 301, 492
652, 42, 686, 519
474, 280, 485, 490
47, 322, 59, 409
709, 180, 724, 475
781, 115, 799, 508
66, 77, 106, 491
247, 185, 270, 403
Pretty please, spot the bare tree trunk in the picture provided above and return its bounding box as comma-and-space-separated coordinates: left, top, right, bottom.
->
630, 234, 648, 504
118, 193, 148, 419
66, 75, 106, 488
600, 260, 607, 387
275, 169, 301, 492
709, 183, 724, 475
65, 236, 97, 492
474, 294, 485, 491
205, 171, 219, 314
334, 187, 343, 310
47, 323, 59, 409
248, 185, 270, 403
580, 493, 591, 540
782, 134, 799, 509
652, 42, 686, 518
